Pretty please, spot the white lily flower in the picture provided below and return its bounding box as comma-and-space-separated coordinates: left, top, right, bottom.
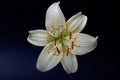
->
27, 2, 98, 74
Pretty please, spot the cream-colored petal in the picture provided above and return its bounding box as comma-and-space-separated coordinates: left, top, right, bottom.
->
27, 30, 49, 46
71, 33, 98, 55
66, 12, 87, 33
36, 42, 63, 72
61, 53, 78, 74
45, 2, 66, 36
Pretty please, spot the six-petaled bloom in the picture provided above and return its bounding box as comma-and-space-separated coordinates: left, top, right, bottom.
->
27, 2, 98, 74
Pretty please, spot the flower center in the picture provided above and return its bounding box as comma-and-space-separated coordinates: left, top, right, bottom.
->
53, 31, 75, 56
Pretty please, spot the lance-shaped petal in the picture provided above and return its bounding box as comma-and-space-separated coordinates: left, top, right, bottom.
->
61, 53, 78, 74
66, 12, 87, 33
36, 42, 63, 72
45, 2, 66, 36
70, 33, 98, 55
27, 30, 49, 46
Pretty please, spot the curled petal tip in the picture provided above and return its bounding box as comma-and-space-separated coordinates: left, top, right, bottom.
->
28, 30, 36, 33
93, 36, 98, 41
96, 36, 98, 39
57, 1, 60, 4
53, 1, 60, 5
81, 11, 82, 14
28, 30, 32, 33
76, 11, 82, 16
28, 31, 30, 33
79, 11, 82, 14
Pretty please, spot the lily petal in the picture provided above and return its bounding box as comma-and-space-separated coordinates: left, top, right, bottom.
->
36, 42, 63, 72
45, 2, 66, 36
27, 30, 49, 46
66, 12, 87, 33
71, 33, 98, 55
61, 53, 78, 74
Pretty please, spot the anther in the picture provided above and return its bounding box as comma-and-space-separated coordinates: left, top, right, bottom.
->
56, 47, 60, 53
72, 41, 74, 49
69, 32, 72, 39
60, 32, 63, 42
66, 48, 69, 56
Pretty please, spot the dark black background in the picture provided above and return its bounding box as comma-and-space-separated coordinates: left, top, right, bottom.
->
0, 0, 118, 80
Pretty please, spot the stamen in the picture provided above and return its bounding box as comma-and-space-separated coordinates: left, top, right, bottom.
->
56, 47, 60, 53
60, 32, 62, 42
72, 41, 74, 49
54, 39, 56, 46
69, 32, 72, 39
66, 48, 69, 56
